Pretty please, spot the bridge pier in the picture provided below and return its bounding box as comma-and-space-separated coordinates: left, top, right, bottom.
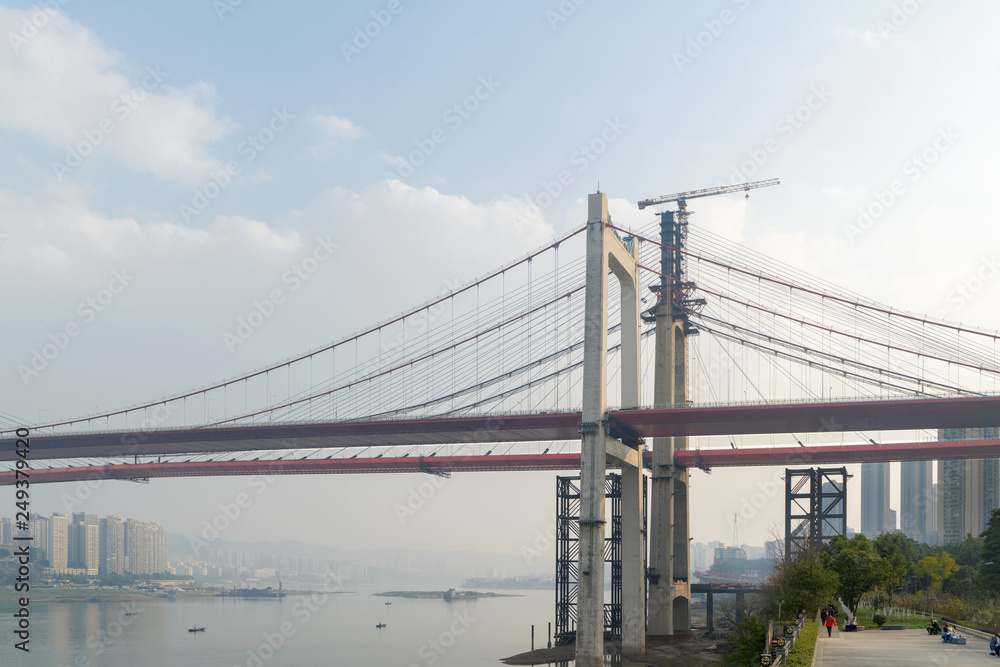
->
578, 191, 644, 665
648, 210, 691, 636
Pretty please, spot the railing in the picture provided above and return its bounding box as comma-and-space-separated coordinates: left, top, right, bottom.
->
760, 611, 806, 666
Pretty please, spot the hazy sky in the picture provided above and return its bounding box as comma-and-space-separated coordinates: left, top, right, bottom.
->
2, 1, 1000, 563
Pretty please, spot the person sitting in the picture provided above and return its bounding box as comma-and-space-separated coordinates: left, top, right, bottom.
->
942, 624, 954, 643
990, 633, 1000, 656
927, 619, 941, 635
845, 616, 857, 632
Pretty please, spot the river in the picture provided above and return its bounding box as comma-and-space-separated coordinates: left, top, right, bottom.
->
0, 586, 566, 666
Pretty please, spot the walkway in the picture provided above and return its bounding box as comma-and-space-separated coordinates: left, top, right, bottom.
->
814, 627, 997, 666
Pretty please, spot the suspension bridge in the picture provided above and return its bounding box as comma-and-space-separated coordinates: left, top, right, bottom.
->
3, 183, 1000, 664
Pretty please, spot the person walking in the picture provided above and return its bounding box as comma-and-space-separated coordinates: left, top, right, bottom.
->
825, 612, 835, 637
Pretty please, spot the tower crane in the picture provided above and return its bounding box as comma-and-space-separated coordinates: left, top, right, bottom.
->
637, 177, 779, 210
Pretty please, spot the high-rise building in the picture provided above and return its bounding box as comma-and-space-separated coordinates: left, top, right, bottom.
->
713, 546, 746, 565
0, 517, 11, 544
765, 539, 784, 562
931, 483, 938, 541
26, 515, 50, 563
49, 514, 68, 569
68, 522, 82, 567
861, 462, 891, 537
690, 542, 709, 571
122, 519, 167, 575
101, 516, 125, 575
938, 427, 1000, 545
901, 460, 934, 544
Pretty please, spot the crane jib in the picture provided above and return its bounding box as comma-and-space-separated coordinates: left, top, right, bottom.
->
637, 177, 780, 209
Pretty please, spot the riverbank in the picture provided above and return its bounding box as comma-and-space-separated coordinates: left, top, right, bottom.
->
0, 586, 343, 602
502, 633, 722, 666
376, 590, 517, 599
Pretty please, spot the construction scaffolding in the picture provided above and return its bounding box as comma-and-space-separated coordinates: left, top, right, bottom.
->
556, 473, 636, 645
784, 467, 849, 561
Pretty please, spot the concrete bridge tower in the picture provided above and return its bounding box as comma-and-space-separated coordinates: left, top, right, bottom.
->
577, 191, 645, 665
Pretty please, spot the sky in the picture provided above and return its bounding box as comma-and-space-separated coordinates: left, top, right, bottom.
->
2, 1, 1000, 566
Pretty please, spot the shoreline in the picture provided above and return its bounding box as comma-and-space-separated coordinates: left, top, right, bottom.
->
0, 587, 345, 603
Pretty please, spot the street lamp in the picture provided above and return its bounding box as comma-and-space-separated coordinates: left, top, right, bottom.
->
969, 562, 994, 624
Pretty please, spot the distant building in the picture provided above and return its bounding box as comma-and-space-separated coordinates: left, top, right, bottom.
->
901, 460, 934, 544
765, 539, 784, 562
0, 517, 11, 545
690, 542, 709, 571
49, 514, 68, 570
713, 546, 746, 565
938, 427, 1000, 545
123, 519, 167, 575
100, 516, 125, 575
28, 515, 50, 563
861, 462, 891, 537
67, 522, 98, 573
930, 483, 938, 542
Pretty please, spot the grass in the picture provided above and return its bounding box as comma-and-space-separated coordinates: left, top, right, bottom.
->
784, 621, 819, 667
853, 606, 929, 630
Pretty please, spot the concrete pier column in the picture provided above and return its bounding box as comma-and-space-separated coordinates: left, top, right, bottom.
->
706, 591, 714, 634
621, 458, 645, 655
577, 191, 645, 665
577, 193, 611, 667
669, 323, 691, 633
648, 302, 673, 635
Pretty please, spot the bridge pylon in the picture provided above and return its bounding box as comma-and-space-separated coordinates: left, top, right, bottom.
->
577, 192, 645, 665
648, 208, 692, 636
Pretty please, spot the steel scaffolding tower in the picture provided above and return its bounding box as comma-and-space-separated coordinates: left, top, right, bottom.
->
556, 473, 638, 645
785, 467, 849, 560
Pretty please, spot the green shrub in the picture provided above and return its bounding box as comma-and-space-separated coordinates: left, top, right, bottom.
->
872, 613, 887, 627
785, 622, 819, 667
718, 614, 768, 666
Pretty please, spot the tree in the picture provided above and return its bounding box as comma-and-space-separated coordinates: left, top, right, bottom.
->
945, 534, 983, 566
872, 533, 908, 605
718, 614, 768, 666
763, 552, 838, 618
822, 534, 886, 616
978, 508, 1000, 593
914, 552, 956, 590
0, 548, 11, 558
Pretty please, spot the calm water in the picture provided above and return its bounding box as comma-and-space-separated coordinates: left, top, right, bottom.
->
0, 587, 563, 667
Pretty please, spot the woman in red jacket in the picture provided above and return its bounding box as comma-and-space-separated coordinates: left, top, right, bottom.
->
824, 613, 836, 637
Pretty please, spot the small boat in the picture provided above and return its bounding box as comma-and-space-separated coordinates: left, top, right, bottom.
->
376, 623, 387, 629
125, 612, 138, 616
188, 627, 206, 633
384, 602, 392, 606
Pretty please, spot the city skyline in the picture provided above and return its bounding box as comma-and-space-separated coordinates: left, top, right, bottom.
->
2, 511, 167, 576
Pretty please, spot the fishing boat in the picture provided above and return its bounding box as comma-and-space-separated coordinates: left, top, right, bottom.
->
188, 627, 206, 633
376, 623, 387, 629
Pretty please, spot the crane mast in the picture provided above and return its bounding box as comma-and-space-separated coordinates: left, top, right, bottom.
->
637, 177, 779, 210
644, 175, 778, 637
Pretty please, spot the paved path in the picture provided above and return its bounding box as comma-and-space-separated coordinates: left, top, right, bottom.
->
814, 627, 998, 666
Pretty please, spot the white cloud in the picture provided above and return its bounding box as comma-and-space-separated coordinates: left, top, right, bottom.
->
0, 177, 560, 417
307, 112, 364, 157
378, 150, 406, 169
847, 28, 892, 45
0, 7, 231, 184
314, 113, 364, 142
